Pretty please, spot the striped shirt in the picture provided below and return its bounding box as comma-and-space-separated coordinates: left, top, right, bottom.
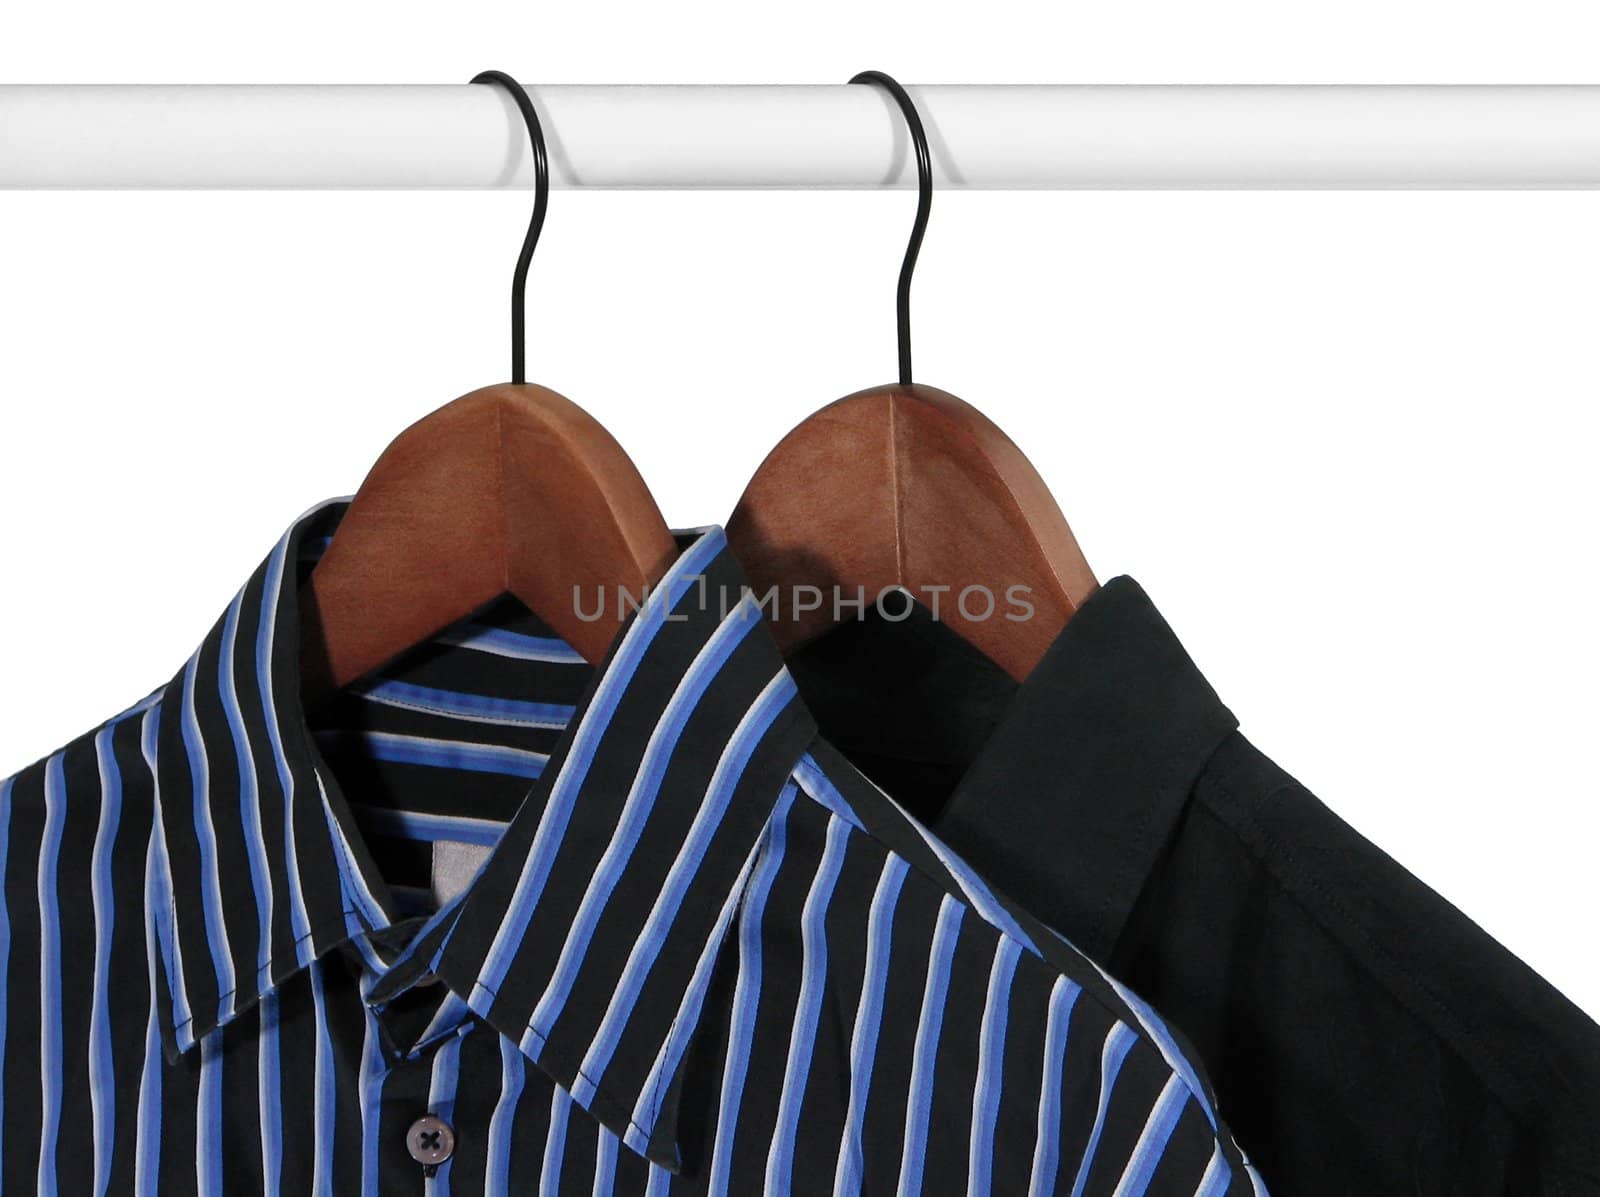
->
0, 500, 1265, 1195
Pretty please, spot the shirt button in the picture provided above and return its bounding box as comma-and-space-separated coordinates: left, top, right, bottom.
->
406, 1115, 456, 1170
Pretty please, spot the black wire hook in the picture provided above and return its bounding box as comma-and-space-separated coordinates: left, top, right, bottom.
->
472, 70, 550, 386
850, 71, 932, 387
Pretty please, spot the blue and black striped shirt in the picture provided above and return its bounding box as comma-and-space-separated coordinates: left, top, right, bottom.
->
0, 500, 1266, 1195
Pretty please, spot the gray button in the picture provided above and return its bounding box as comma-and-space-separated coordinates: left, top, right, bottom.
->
406, 1115, 456, 1168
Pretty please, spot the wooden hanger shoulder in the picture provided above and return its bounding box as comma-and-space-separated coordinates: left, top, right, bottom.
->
728, 383, 1097, 681
302, 383, 678, 696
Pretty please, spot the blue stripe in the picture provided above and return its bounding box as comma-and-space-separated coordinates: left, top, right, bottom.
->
355, 677, 575, 730
593, 1125, 619, 1196
438, 623, 587, 663
90, 726, 123, 1193
1116, 1078, 1190, 1197
427, 1030, 466, 1196
486, 1037, 526, 1196
706, 786, 795, 1197
897, 896, 965, 1197
316, 730, 549, 781
1069, 1024, 1140, 1197
1194, 1153, 1235, 1197
181, 653, 239, 1023
970, 937, 1023, 1195
1029, 977, 1084, 1196
766, 812, 852, 1191
353, 805, 507, 849
541, 1087, 574, 1193
197, 1032, 225, 1194
37, 754, 67, 1196
311, 963, 337, 1195
574, 671, 800, 1101
136, 828, 164, 1197
219, 588, 276, 981
356, 991, 390, 1197
474, 530, 728, 1001
260, 990, 284, 1194
835, 854, 910, 1197
529, 601, 758, 1036
645, 1163, 672, 1197
257, 529, 315, 962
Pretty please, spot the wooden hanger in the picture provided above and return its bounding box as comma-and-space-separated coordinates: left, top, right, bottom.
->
301, 72, 677, 698
726, 73, 1097, 683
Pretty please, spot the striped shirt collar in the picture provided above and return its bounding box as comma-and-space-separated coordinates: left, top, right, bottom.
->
149, 500, 818, 1172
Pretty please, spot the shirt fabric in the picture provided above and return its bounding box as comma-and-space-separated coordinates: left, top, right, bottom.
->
0, 504, 1264, 1197
862, 576, 1600, 1197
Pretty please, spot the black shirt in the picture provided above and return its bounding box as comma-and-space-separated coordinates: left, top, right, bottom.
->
795, 576, 1600, 1196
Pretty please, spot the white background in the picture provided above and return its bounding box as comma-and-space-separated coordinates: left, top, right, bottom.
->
3, 2, 1597, 1025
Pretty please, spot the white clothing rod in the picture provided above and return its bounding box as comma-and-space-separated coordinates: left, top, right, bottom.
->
7, 85, 1600, 190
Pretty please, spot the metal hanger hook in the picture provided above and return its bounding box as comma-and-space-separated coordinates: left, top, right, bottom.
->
849, 71, 932, 387
472, 70, 550, 386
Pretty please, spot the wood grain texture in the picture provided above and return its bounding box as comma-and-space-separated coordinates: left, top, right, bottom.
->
727, 383, 1098, 682
301, 383, 677, 696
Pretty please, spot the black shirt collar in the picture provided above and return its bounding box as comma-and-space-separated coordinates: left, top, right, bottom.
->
149, 501, 817, 1172
934, 576, 1240, 961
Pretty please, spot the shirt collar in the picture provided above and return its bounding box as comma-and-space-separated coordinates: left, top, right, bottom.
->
934, 576, 1239, 961
149, 500, 818, 1173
